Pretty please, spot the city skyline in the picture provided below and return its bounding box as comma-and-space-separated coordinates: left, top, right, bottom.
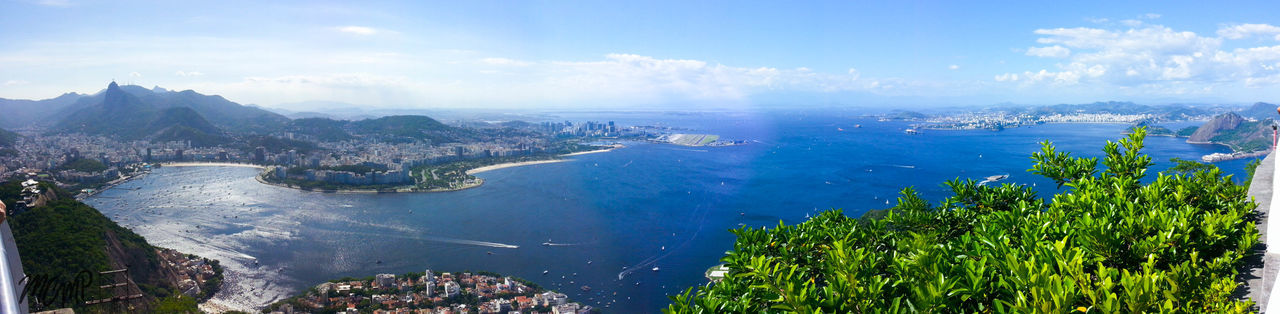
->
3, 1, 1280, 110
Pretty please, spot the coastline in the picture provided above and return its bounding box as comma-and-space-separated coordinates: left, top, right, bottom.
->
468, 144, 625, 174
252, 173, 482, 194
118, 144, 626, 195
562, 144, 623, 156
466, 159, 568, 175
162, 162, 267, 169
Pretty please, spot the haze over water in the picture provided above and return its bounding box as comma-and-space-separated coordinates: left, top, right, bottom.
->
84, 112, 1247, 312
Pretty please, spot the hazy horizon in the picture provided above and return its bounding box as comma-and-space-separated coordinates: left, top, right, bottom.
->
4, 1, 1280, 111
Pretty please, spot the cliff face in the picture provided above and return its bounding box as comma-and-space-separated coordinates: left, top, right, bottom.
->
1187, 112, 1245, 143
1187, 112, 1274, 152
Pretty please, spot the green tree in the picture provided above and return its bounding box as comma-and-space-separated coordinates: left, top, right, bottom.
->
666, 128, 1259, 313
153, 294, 199, 313
1168, 157, 1216, 175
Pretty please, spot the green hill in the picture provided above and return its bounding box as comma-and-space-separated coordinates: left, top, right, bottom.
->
0, 128, 18, 147
1187, 112, 1273, 152
0, 93, 85, 129
54, 82, 231, 146
1239, 102, 1277, 121
155, 89, 289, 134
349, 115, 474, 143
285, 117, 354, 141
0, 181, 180, 312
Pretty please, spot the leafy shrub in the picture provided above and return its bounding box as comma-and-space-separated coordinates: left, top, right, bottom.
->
666, 128, 1259, 313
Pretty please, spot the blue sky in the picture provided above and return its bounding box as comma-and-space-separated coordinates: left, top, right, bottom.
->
2, 0, 1280, 110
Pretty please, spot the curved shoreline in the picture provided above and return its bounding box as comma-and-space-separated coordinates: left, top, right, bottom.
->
253, 173, 485, 194
252, 144, 624, 194
161, 162, 267, 169
466, 159, 569, 175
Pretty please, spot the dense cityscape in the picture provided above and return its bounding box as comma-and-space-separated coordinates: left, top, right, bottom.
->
0, 116, 663, 196
266, 270, 591, 314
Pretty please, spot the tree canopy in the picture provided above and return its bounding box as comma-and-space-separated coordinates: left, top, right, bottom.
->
666, 128, 1260, 313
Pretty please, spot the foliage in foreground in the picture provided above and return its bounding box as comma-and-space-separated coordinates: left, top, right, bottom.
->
667, 129, 1260, 313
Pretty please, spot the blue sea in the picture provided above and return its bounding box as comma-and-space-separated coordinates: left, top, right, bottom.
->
84, 111, 1251, 312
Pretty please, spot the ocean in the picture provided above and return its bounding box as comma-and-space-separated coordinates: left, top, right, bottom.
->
84, 111, 1251, 312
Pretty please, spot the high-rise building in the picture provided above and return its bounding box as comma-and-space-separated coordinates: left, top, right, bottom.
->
254, 147, 267, 163
375, 274, 396, 289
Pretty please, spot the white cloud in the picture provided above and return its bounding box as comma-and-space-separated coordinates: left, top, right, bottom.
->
1141, 13, 1161, 20
479, 57, 531, 66
1120, 20, 1144, 27
1000, 22, 1280, 94
994, 73, 1018, 82
4, 80, 29, 86
1026, 45, 1071, 58
161, 54, 892, 109
334, 26, 378, 35
175, 71, 204, 77
948, 65, 959, 70
32, 0, 72, 7
1217, 23, 1280, 40
129, 72, 141, 77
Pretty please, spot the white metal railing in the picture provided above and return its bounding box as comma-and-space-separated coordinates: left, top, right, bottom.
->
0, 220, 27, 313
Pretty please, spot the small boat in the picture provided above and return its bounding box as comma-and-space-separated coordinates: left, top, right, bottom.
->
581, 285, 591, 292
587, 260, 592, 264
487, 251, 494, 255
661, 246, 665, 250
543, 270, 549, 275
376, 260, 382, 264
652, 267, 660, 272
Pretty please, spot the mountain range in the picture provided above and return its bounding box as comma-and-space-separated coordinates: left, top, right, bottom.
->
3, 82, 1277, 150
0, 82, 482, 147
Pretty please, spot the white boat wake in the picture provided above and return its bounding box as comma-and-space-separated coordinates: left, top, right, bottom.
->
334, 230, 519, 249
618, 204, 711, 280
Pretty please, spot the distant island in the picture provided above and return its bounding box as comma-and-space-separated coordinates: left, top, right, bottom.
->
264, 269, 593, 313
890, 101, 1248, 131
881, 101, 1277, 162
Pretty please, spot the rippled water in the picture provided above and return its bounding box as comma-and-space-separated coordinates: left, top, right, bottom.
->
85, 114, 1248, 312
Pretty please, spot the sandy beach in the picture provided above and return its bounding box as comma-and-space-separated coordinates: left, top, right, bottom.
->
467, 144, 626, 174
466, 159, 569, 175
562, 146, 620, 156
162, 162, 266, 169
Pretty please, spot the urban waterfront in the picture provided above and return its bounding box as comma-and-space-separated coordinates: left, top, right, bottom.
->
84, 114, 1251, 312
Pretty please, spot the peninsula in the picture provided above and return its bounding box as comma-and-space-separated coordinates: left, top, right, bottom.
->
256, 144, 624, 193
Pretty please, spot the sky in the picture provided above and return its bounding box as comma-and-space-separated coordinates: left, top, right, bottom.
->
2, 0, 1280, 110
